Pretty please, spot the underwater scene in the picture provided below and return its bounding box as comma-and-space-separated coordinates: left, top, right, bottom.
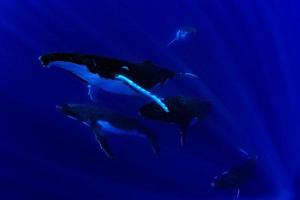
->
1, 0, 300, 199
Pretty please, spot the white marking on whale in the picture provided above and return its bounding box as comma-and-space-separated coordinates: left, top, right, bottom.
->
115, 74, 169, 112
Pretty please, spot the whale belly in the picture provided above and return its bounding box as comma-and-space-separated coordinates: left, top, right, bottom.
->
48, 61, 136, 95
97, 120, 141, 136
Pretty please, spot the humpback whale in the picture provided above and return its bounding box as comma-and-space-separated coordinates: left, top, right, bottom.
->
139, 96, 211, 146
56, 103, 160, 158
39, 53, 196, 112
211, 149, 258, 200
168, 26, 197, 46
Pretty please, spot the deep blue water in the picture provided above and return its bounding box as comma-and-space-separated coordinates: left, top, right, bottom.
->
1, 0, 300, 199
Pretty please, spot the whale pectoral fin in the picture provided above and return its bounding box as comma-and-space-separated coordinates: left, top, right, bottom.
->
179, 123, 189, 147
115, 74, 169, 112
88, 85, 97, 102
96, 134, 113, 158
92, 124, 113, 158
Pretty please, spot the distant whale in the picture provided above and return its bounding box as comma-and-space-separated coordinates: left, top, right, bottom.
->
56, 103, 160, 158
39, 53, 196, 112
168, 26, 197, 46
139, 96, 211, 146
211, 149, 258, 200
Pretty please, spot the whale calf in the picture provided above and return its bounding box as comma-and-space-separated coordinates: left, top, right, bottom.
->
57, 103, 160, 158
168, 26, 197, 46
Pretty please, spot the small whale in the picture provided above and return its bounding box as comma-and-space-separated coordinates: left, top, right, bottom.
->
211, 149, 258, 200
39, 53, 195, 112
139, 96, 211, 146
56, 103, 160, 158
168, 26, 197, 46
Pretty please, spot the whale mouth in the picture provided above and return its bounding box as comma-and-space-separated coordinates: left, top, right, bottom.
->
38, 55, 49, 67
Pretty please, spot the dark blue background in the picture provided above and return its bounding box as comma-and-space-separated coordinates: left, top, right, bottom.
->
0, 0, 299, 199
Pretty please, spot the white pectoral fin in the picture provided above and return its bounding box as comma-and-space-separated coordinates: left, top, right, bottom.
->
115, 74, 169, 112
92, 123, 113, 158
